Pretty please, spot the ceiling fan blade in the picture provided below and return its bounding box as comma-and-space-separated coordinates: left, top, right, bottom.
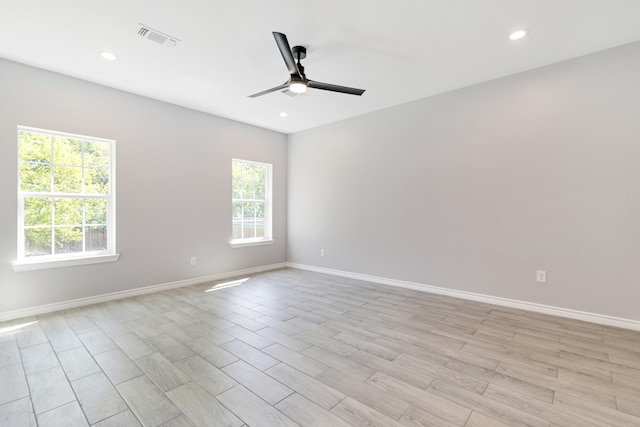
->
273, 32, 300, 76
307, 80, 365, 96
248, 81, 289, 98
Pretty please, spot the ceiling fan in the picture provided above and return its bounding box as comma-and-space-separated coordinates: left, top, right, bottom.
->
249, 32, 366, 98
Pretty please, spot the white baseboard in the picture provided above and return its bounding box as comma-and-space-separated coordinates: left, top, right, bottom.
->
5, 261, 638, 332
288, 263, 640, 332
0, 263, 287, 323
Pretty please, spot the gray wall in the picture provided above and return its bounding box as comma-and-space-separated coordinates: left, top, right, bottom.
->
288, 42, 640, 321
0, 59, 287, 315
3, 42, 639, 322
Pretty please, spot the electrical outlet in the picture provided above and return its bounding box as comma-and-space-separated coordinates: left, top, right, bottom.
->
190, 256, 197, 266
320, 249, 325, 257
536, 270, 547, 283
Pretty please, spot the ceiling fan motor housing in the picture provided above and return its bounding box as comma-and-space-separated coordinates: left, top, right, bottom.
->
292, 45, 307, 60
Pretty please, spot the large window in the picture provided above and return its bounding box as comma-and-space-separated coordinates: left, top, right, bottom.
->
16, 126, 116, 268
231, 159, 272, 247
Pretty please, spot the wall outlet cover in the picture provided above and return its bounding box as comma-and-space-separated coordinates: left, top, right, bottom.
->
536, 270, 547, 283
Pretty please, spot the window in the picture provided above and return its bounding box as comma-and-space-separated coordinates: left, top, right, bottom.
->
231, 159, 273, 247
15, 126, 117, 270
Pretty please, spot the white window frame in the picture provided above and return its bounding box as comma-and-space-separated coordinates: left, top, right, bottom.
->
13, 126, 119, 271
231, 158, 274, 248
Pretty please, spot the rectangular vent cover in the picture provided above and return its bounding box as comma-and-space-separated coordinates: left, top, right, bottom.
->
137, 24, 180, 47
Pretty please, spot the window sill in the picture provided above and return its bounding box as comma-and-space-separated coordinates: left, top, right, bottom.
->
12, 253, 120, 272
230, 239, 274, 249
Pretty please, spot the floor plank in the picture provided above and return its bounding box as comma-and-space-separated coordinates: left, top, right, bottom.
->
221, 360, 293, 405
92, 410, 141, 427
57, 346, 101, 381
116, 376, 181, 426
26, 366, 76, 414
174, 355, 237, 396
0, 363, 29, 405
134, 352, 191, 392
275, 393, 352, 427
220, 339, 280, 371
332, 397, 406, 427
265, 362, 345, 410
36, 401, 88, 427
263, 342, 328, 376
0, 396, 37, 427
216, 385, 298, 427
93, 348, 143, 385
71, 371, 128, 424
166, 382, 242, 427
317, 368, 410, 420
367, 372, 471, 426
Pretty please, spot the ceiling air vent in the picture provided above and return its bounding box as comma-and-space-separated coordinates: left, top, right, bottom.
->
137, 24, 180, 47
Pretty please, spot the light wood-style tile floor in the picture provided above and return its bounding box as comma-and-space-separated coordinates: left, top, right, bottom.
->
1, 268, 639, 426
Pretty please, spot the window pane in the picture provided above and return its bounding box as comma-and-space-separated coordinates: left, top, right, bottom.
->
54, 165, 82, 193
54, 198, 82, 226
255, 202, 265, 220
251, 163, 263, 177
241, 162, 253, 176
232, 185, 242, 199
53, 137, 82, 166
85, 168, 109, 194
85, 199, 107, 224
254, 166, 266, 199
20, 162, 51, 192
244, 203, 256, 220
54, 227, 83, 254
232, 159, 242, 176
84, 141, 109, 168
232, 221, 243, 240
255, 221, 266, 238
19, 131, 50, 162
25, 228, 52, 257
243, 222, 256, 239
24, 198, 52, 227
85, 226, 107, 251
240, 175, 253, 199
254, 181, 265, 199
243, 163, 258, 199
232, 161, 242, 199
232, 202, 243, 220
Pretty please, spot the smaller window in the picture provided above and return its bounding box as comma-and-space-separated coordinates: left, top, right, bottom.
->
231, 159, 273, 247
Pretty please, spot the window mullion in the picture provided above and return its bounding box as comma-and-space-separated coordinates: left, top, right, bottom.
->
49, 135, 55, 256
241, 202, 245, 239
81, 141, 86, 253
51, 196, 56, 256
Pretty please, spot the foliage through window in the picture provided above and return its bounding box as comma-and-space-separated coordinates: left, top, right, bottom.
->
232, 159, 272, 244
17, 127, 115, 260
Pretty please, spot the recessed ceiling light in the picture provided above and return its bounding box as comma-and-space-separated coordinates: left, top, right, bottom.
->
280, 112, 288, 118
509, 29, 530, 41
100, 51, 118, 61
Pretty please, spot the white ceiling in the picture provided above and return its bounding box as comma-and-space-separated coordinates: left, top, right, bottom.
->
1, 1, 640, 134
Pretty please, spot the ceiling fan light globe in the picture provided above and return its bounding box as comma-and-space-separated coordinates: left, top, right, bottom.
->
289, 81, 307, 93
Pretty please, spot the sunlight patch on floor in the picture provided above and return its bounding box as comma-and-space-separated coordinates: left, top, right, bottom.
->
0, 320, 38, 335
205, 278, 250, 292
